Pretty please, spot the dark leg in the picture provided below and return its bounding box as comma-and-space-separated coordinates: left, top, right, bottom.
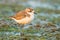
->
20, 24, 25, 28
28, 22, 33, 25
29, 23, 33, 25
17, 23, 25, 28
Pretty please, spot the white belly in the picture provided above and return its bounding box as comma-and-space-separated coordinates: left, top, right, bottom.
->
12, 14, 34, 24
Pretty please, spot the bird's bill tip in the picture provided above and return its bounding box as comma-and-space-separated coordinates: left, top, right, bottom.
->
34, 12, 37, 14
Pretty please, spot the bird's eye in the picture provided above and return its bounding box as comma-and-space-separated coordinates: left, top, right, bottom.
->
28, 9, 33, 12
28, 10, 32, 12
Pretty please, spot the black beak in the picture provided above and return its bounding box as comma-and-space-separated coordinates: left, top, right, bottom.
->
34, 12, 37, 14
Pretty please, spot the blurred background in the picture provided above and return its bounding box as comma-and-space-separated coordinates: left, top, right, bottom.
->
0, 0, 60, 40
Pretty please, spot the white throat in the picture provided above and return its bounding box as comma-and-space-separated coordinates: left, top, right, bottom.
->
28, 12, 34, 16
28, 12, 34, 20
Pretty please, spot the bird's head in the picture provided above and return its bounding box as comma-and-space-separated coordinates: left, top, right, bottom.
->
25, 8, 34, 13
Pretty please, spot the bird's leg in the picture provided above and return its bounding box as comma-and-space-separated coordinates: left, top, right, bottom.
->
29, 23, 33, 25
18, 23, 21, 27
28, 22, 33, 25
20, 24, 25, 28
15, 23, 21, 31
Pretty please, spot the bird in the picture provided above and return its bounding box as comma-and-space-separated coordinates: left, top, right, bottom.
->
10, 8, 35, 27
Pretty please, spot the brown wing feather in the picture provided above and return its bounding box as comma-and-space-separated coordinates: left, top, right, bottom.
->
12, 10, 30, 20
